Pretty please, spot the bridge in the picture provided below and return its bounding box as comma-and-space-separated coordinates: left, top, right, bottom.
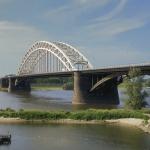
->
0, 41, 150, 104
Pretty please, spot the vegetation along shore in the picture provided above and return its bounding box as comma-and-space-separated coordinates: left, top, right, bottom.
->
0, 108, 150, 134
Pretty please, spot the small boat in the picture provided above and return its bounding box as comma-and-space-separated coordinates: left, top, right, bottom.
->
0, 134, 11, 145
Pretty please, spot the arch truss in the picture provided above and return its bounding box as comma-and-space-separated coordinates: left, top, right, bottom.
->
18, 41, 93, 75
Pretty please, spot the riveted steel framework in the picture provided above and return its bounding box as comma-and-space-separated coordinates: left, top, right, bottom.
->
18, 41, 93, 75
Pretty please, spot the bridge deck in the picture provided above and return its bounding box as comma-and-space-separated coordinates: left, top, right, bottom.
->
2, 64, 150, 79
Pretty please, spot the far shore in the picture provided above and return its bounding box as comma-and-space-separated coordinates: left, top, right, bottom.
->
0, 117, 149, 134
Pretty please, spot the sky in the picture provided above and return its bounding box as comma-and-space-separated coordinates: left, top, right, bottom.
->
0, 0, 150, 76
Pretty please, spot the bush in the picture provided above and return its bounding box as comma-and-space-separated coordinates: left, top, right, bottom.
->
0, 109, 149, 121
124, 68, 148, 110
62, 82, 73, 90
141, 109, 150, 114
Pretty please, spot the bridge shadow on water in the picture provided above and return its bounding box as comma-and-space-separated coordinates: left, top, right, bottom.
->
2, 88, 149, 111
4, 90, 123, 111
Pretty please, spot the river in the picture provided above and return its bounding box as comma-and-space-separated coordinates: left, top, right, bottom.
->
0, 89, 150, 150
0, 123, 150, 150
0, 88, 149, 110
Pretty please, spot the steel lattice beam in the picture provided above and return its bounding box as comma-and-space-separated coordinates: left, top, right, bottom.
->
18, 41, 93, 75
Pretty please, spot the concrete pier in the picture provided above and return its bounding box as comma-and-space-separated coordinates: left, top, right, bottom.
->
8, 78, 16, 92
73, 72, 119, 105
15, 78, 31, 92
0, 78, 9, 89
8, 78, 31, 92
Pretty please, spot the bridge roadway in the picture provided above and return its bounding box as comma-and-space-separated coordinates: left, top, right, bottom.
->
6, 63, 150, 79
1, 64, 150, 105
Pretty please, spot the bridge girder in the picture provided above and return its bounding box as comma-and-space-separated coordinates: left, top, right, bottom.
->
90, 73, 124, 92
18, 41, 93, 75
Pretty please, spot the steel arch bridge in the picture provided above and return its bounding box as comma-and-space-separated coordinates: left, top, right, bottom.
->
18, 41, 93, 75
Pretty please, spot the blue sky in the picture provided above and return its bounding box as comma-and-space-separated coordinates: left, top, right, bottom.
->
0, 0, 150, 75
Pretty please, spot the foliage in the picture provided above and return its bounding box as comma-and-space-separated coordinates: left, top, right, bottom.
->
31, 77, 73, 90
141, 109, 150, 114
31, 77, 62, 84
62, 82, 73, 90
124, 68, 148, 110
31, 77, 73, 85
31, 85, 62, 91
144, 79, 150, 87
0, 108, 149, 121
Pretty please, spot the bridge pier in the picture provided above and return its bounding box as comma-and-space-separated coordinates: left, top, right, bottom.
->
8, 78, 31, 92
0, 78, 9, 89
8, 78, 16, 92
73, 72, 119, 105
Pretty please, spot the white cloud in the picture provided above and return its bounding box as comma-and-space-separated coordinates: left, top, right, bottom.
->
76, 0, 90, 4
44, 0, 148, 38
0, 21, 48, 75
81, 44, 150, 68
44, 0, 110, 24
42, 0, 150, 70
0, 21, 33, 31
44, 0, 126, 24
74, 0, 110, 7
84, 17, 148, 37
74, 0, 144, 38
94, 0, 128, 22
44, 6, 70, 18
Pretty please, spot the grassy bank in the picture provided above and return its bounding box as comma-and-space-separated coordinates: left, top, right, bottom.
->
141, 109, 150, 114
0, 88, 8, 92
31, 85, 63, 91
0, 108, 149, 121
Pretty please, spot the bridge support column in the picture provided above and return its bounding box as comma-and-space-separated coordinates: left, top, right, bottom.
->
8, 78, 31, 92
0, 78, 9, 89
15, 78, 31, 92
72, 72, 119, 105
8, 78, 16, 92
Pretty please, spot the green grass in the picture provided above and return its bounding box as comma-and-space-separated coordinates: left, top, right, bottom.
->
118, 83, 127, 88
0, 108, 149, 121
31, 85, 63, 91
140, 108, 150, 114
0, 88, 8, 92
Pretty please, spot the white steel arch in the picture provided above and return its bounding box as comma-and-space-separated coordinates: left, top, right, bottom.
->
53, 42, 93, 69
18, 41, 93, 75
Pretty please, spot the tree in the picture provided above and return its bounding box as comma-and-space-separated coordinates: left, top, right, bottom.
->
144, 79, 150, 87
124, 68, 148, 109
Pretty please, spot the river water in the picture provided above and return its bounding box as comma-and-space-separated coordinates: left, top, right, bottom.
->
0, 89, 150, 150
0, 88, 149, 110
0, 123, 150, 150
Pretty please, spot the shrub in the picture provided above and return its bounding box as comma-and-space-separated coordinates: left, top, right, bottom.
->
0, 109, 149, 121
124, 68, 148, 110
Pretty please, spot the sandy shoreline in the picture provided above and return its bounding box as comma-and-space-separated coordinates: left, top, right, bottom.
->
0, 117, 149, 134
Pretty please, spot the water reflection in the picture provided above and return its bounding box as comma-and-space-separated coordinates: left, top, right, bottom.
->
0, 123, 150, 150
0, 88, 149, 111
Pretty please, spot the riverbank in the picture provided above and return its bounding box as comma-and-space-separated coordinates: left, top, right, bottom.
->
31, 85, 63, 90
0, 117, 149, 133
0, 86, 63, 91
31, 83, 73, 91
0, 88, 8, 92
0, 108, 150, 133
